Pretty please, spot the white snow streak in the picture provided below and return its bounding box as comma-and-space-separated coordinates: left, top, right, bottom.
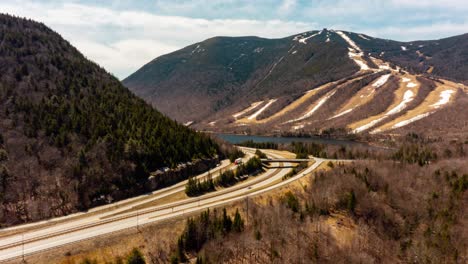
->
262, 56, 284, 81
253, 47, 264, 53
292, 50, 297, 54
184, 121, 193, 126
329, 108, 354, 119
293, 124, 305, 130
233, 101, 264, 118
353, 117, 385, 133
386, 90, 414, 115
191, 45, 200, 54
372, 74, 391, 88
353, 89, 415, 133
402, 77, 411, 83
349, 55, 370, 70
431, 90, 455, 108
407, 82, 417, 88
401, 46, 407, 51
336, 31, 362, 52
287, 90, 336, 123
388, 89, 456, 129
358, 34, 370, 40
336, 31, 370, 71
247, 99, 277, 120
298, 31, 322, 44
392, 113, 431, 129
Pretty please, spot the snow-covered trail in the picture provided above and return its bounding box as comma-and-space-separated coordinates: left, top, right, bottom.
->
335, 31, 370, 71
246, 99, 277, 121
297, 30, 322, 44
329, 74, 392, 120
252, 81, 336, 124
349, 75, 420, 133
232, 101, 264, 119
372, 82, 458, 132
285, 90, 337, 123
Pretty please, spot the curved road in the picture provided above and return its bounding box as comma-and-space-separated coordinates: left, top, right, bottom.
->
0, 148, 329, 262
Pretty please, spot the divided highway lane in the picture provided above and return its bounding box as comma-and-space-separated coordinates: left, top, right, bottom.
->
0, 149, 296, 261
0, 153, 253, 240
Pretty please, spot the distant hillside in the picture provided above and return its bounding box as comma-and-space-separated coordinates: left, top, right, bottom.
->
124, 30, 468, 136
0, 14, 219, 226
123, 30, 358, 122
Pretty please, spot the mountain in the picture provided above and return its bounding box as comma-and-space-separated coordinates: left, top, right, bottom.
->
124, 30, 468, 137
0, 14, 220, 226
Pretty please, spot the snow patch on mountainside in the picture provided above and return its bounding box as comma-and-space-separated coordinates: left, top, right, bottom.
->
259, 56, 285, 83
247, 99, 277, 120
372, 74, 391, 88
353, 117, 385, 133
336, 31, 370, 71
392, 113, 431, 129
401, 46, 407, 51
329, 108, 354, 119
297, 31, 322, 44
358, 34, 370, 40
431, 90, 455, 108
386, 90, 414, 115
287, 90, 337, 123
253, 47, 264, 53
348, 52, 370, 70
353, 87, 416, 133
336, 31, 362, 51
233, 101, 264, 118
407, 82, 417, 88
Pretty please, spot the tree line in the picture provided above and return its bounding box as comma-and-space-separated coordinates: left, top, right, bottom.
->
185, 156, 263, 197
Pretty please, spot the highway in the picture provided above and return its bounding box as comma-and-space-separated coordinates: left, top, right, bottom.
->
0, 148, 328, 262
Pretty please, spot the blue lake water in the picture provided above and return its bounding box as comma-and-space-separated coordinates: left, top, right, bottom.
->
216, 133, 369, 147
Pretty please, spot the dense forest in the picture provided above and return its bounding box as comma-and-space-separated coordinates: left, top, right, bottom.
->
0, 14, 220, 226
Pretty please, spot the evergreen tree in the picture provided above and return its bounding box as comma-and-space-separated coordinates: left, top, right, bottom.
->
222, 208, 232, 233
126, 248, 145, 264
233, 209, 244, 232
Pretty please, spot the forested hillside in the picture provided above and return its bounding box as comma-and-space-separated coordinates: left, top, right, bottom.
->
0, 14, 219, 226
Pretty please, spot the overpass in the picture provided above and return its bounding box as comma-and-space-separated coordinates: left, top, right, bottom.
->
261, 158, 312, 163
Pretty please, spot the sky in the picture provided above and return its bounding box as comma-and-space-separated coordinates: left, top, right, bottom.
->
1, 0, 467, 79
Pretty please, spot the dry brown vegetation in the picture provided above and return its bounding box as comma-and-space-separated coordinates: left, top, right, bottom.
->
194, 159, 467, 264
38, 136, 467, 264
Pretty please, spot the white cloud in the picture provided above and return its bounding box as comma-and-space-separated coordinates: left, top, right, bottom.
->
278, 0, 297, 16
0, 1, 315, 79
365, 22, 468, 41
0, 0, 467, 78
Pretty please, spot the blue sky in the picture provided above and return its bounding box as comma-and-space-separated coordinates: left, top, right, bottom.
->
2, 0, 467, 79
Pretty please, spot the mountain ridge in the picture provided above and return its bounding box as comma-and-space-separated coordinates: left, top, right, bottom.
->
123, 29, 468, 136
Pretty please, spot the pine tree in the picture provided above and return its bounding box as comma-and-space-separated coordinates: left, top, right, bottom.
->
222, 208, 232, 234
347, 190, 356, 213
233, 209, 244, 232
